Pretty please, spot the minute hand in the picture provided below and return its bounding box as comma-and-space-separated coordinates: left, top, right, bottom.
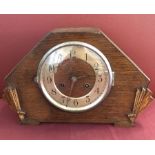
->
76, 75, 94, 80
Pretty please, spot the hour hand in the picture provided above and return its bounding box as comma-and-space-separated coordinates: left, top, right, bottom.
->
69, 76, 77, 96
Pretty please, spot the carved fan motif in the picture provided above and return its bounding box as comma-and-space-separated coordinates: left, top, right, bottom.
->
128, 88, 154, 124
3, 87, 25, 121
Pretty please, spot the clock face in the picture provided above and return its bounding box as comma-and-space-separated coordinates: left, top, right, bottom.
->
37, 41, 113, 112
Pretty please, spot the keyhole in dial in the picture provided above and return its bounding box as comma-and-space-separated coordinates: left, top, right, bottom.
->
84, 83, 90, 88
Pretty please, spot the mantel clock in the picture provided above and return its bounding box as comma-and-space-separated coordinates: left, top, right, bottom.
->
3, 28, 154, 127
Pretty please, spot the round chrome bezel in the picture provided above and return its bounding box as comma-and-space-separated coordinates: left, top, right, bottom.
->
37, 41, 113, 112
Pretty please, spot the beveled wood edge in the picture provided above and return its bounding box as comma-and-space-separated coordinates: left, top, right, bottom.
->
128, 87, 154, 125
3, 86, 26, 122
52, 27, 102, 34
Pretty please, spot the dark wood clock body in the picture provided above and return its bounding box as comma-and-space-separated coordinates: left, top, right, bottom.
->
3, 28, 153, 127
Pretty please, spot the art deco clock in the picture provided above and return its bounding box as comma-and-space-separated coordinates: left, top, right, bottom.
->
3, 28, 154, 127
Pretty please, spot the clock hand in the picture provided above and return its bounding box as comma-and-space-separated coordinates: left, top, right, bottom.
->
69, 76, 77, 96
76, 75, 94, 80
69, 75, 94, 96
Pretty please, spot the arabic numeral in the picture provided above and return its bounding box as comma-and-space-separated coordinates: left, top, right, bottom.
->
47, 76, 52, 83
49, 64, 58, 73
98, 75, 103, 82
70, 50, 76, 58
94, 63, 99, 71
61, 96, 71, 106
51, 89, 56, 95
49, 65, 54, 72
73, 99, 78, 106
86, 96, 90, 103
66, 97, 71, 107
95, 88, 100, 94
58, 54, 63, 62
61, 96, 65, 104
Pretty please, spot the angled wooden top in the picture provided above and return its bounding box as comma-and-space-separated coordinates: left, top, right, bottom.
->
5, 27, 150, 82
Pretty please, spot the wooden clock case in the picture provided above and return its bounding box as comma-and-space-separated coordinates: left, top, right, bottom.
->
3, 28, 153, 127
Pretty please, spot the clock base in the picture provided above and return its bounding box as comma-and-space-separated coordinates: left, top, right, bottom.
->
3, 85, 153, 127
3, 87, 151, 127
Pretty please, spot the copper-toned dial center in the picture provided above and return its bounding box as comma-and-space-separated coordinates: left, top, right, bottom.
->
54, 57, 96, 97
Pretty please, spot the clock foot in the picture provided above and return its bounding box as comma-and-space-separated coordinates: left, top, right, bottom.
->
114, 120, 133, 127
20, 118, 40, 125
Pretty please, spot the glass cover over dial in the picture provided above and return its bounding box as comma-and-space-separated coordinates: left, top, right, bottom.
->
37, 41, 113, 112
